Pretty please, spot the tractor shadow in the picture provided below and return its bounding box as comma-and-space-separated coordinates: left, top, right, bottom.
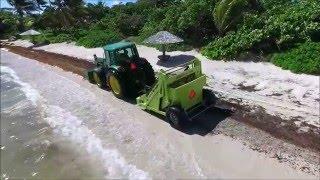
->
180, 107, 233, 136
146, 106, 233, 136
156, 55, 195, 68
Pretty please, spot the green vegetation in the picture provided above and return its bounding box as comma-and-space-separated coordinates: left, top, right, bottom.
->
213, 0, 251, 35
202, 0, 320, 59
0, 11, 18, 38
272, 42, 320, 75
1, 0, 319, 74
76, 30, 121, 48
6, 0, 46, 31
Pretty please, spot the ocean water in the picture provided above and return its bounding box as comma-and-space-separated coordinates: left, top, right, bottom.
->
0, 64, 150, 179
0, 67, 105, 179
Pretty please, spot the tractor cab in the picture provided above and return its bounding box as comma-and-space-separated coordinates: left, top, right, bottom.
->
103, 41, 139, 66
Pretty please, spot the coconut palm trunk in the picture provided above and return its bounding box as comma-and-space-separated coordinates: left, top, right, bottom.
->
16, 7, 25, 32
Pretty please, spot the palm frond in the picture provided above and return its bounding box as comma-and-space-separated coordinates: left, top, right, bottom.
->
213, 0, 249, 34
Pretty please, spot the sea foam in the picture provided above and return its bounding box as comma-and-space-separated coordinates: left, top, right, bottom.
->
1, 66, 41, 105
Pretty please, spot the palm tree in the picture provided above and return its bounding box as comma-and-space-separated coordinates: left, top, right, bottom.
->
213, 0, 249, 35
47, 0, 87, 29
7, 0, 46, 31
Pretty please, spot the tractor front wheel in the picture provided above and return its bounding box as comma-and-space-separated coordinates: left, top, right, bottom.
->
93, 70, 105, 89
107, 71, 125, 99
166, 106, 188, 129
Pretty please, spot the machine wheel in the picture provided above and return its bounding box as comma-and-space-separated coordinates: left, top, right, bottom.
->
140, 58, 156, 86
166, 106, 188, 129
203, 89, 216, 107
87, 70, 96, 84
92, 70, 105, 88
107, 71, 126, 99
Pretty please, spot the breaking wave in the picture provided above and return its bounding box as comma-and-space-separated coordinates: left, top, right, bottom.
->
0, 66, 149, 179
1, 66, 41, 105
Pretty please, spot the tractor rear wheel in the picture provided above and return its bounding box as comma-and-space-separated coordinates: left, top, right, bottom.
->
93, 70, 105, 89
203, 89, 216, 107
107, 71, 126, 99
140, 58, 156, 86
166, 106, 188, 129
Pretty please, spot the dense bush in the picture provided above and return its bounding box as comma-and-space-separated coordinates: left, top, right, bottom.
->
177, 0, 216, 44
272, 42, 320, 75
30, 31, 72, 44
0, 11, 18, 38
202, 0, 320, 59
76, 30, 122, 48
32, 33, 51, 43
259, 0, 290, 9
116, 13, 145, 36
51, 33, 73, 43
0, 11, 34, 38
23, 27, 120, 48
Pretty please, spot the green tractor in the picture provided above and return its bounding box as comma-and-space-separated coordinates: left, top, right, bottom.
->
87, 41, 156, 98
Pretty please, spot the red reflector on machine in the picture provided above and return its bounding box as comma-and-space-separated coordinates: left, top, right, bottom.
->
130, 63, 137, 70
189, 89, 196, 99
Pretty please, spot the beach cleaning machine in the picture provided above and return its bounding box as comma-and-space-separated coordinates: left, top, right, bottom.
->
137, 59, 216, 128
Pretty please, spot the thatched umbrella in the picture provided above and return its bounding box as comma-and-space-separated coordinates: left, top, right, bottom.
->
144, 31, 183, 60
20, 29, 41, 43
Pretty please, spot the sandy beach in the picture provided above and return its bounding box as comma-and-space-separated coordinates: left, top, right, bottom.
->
1, 48, 318, 179
7, 40, 319, 133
